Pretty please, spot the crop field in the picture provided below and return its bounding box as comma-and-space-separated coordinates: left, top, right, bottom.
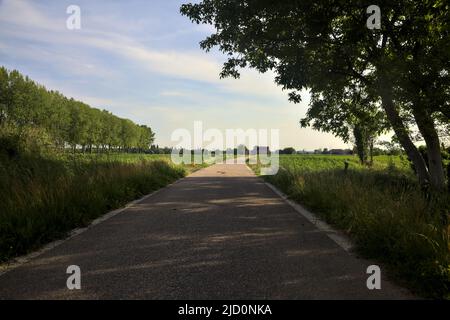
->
276, 154, 412, 172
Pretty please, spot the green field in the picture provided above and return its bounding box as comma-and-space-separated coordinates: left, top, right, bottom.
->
277, 154, 412, 171
250, 154, 450, 298
0, 152, 203, 262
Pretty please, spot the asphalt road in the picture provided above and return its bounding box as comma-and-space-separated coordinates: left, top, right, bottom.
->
0, 164, 412, 299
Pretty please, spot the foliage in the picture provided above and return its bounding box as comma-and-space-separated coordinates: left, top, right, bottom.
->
0, 67, 155, 153
301, 89, 388, 164
280, 147, 296, 154
180, 0, 449, 189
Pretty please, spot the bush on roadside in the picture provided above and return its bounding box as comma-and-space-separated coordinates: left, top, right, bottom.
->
0, 124, 55, 159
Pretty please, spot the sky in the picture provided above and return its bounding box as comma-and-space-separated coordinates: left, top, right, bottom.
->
0, 0, 351, 150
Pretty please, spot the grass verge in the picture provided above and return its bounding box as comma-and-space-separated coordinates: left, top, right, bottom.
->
0, 153, 202, 262
249, 155, 449, 299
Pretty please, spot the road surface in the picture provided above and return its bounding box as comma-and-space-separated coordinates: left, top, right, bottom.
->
0, 164, 412, 299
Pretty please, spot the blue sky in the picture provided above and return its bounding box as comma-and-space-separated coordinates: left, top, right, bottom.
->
0, 0, 350, 149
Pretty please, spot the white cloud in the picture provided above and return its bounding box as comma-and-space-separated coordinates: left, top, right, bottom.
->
0, 0, 59, 31
0, 0, 286, 98
160, 91, 186, 97
0, 0, 348, 149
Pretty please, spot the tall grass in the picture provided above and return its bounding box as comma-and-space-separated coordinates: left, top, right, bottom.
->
251, 155, 449, 298
0, 153, 189, 262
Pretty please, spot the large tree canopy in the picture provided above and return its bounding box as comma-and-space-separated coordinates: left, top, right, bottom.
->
181, 0, 449, 189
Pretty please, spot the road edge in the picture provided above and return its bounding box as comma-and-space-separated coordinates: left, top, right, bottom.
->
243, 164, 354, 252
244, 164, 419, 298
0, 175, 190, 277
264, 182, 354, 252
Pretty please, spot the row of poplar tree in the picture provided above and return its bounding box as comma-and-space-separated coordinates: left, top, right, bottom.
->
0, 67, 155, 153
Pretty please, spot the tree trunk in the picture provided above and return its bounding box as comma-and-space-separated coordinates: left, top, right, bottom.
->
369, 138, 374, 166
353, 124, 366, 164
379, 87, 431, 186
447, 163, 450, 192
412, 107, 446, 190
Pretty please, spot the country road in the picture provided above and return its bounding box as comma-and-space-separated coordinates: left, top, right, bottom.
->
0, 164, 412, 299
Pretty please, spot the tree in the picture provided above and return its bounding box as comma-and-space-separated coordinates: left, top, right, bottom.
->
0, 67, 156, 155
120, 119, 139, 152
137, 125, 155, 152
43, 91, 70, 149
67, 101, 89, 151
301, 87, 387, 164
0, 67, 9, 125
85, 108, 103, 152
181, 0, 449, 189
280, 147, 296, 154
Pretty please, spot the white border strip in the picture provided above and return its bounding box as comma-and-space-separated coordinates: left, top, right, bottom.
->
245, 164, 354, 252
264, 182, 354, 252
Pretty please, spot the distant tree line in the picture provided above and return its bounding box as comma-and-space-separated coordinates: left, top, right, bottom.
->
0, 67, 154, 154
149, 145, 173, 154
